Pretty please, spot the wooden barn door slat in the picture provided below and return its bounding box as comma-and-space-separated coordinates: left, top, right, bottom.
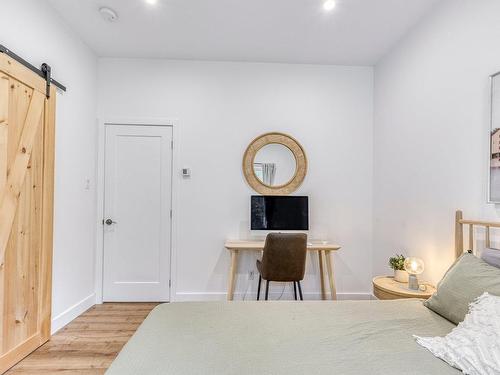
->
0, 75, 7, 195
39, 85, 55, 340
0, 90, 44, 264
0, 73, 8, 356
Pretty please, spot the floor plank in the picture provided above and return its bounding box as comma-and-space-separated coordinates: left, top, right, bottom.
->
5, 303, 158, 375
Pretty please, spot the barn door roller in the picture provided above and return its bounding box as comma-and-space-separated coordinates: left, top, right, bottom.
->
0, 43, 67, 98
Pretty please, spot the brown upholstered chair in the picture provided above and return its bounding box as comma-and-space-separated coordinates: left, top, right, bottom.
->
256, 233, 307, 301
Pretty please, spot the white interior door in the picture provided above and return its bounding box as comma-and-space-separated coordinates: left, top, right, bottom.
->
103, 124, 173, 302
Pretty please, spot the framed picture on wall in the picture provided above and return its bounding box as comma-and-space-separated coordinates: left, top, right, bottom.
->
490, 72, 500, 202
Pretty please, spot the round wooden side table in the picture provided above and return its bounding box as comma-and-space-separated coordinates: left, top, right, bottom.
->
372, 276, 436, 300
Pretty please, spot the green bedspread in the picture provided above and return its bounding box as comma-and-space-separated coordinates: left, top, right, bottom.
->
106, 299, 459, 375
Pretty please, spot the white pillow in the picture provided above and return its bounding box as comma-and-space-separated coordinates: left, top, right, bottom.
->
481, 248, 500, 269
415, 292, 500, 375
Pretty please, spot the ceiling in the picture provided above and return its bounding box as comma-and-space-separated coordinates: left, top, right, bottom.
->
47, 0, 440, 65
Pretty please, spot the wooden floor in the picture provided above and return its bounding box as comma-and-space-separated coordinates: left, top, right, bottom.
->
5, 303, 158, 375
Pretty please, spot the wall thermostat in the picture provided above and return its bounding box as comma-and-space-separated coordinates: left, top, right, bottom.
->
182, 168, 191, 177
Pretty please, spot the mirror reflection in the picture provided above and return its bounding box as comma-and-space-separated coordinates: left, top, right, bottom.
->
253, 143, 297, 186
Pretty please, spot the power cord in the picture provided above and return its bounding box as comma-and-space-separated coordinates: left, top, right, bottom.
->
242, 275, 291, 301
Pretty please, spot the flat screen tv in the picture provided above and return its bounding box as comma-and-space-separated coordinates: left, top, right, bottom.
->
251, 195, 309, 231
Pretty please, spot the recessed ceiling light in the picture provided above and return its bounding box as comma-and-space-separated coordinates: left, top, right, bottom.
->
323, 0, 336, 12
145, 0, 158, 5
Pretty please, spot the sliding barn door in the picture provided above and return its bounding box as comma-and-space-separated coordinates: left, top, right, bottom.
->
0, 54, 55, 373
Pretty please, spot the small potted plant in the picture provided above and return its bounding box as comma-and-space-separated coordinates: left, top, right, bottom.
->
389, 254, 409, 283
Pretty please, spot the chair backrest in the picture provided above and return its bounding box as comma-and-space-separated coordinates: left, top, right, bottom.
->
260, 233, 307, 282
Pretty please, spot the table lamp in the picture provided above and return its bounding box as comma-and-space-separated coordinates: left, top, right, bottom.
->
404, 257, 424, 290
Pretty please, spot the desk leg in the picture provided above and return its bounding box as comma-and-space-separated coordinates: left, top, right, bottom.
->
325, 250, 337, 300
227, 250, 238, 301
318, 251, 326, 300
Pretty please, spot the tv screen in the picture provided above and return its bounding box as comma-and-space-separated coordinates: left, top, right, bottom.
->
251, 196, 309, 230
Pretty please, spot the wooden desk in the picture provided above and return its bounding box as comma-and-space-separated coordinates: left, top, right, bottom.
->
224, 240, 341, 301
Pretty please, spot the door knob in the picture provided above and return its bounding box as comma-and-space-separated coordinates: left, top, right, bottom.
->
105, 219, 117, 225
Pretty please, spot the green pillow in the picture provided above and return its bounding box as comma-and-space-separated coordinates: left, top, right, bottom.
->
424, 253, 500, 324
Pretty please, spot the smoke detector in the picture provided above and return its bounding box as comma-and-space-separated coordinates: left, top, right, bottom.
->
99, 7, 118, 22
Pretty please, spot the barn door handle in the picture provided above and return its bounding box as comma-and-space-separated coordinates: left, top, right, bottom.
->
104, 219, 117, 225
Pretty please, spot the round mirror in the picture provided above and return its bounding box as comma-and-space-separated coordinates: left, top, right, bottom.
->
253, 143, 297, 187
243, 132, 307, 195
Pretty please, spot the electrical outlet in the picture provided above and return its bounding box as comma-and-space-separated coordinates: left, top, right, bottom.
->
248, 270, 255, 280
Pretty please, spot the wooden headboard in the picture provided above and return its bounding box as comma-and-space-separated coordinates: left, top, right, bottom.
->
455, 210, 500, 258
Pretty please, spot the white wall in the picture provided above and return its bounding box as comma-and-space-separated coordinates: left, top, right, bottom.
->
98, 59, 373, 299
1, 0, 98, 331
373, 0, 500, 284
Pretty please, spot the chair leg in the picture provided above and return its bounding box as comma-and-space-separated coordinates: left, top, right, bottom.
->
293, 282, 297, 300
257, 275, 262, 301
265, 281, 270, 301
297, 281, 303, 301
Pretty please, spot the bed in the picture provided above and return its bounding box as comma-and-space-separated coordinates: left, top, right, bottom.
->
106, 211, 496, 374
107, 299, 458, 374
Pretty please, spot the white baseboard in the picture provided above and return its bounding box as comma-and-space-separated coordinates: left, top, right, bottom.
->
51, 293, 96, 334
174, 292, 372, 302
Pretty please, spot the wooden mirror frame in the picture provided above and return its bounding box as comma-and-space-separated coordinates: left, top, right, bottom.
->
242, 132, 307, 195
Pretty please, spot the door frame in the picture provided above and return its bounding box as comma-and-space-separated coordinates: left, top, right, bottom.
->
95, 118, 179, 304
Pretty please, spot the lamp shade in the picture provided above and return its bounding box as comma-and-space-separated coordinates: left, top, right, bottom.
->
404, 257, 424, 275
